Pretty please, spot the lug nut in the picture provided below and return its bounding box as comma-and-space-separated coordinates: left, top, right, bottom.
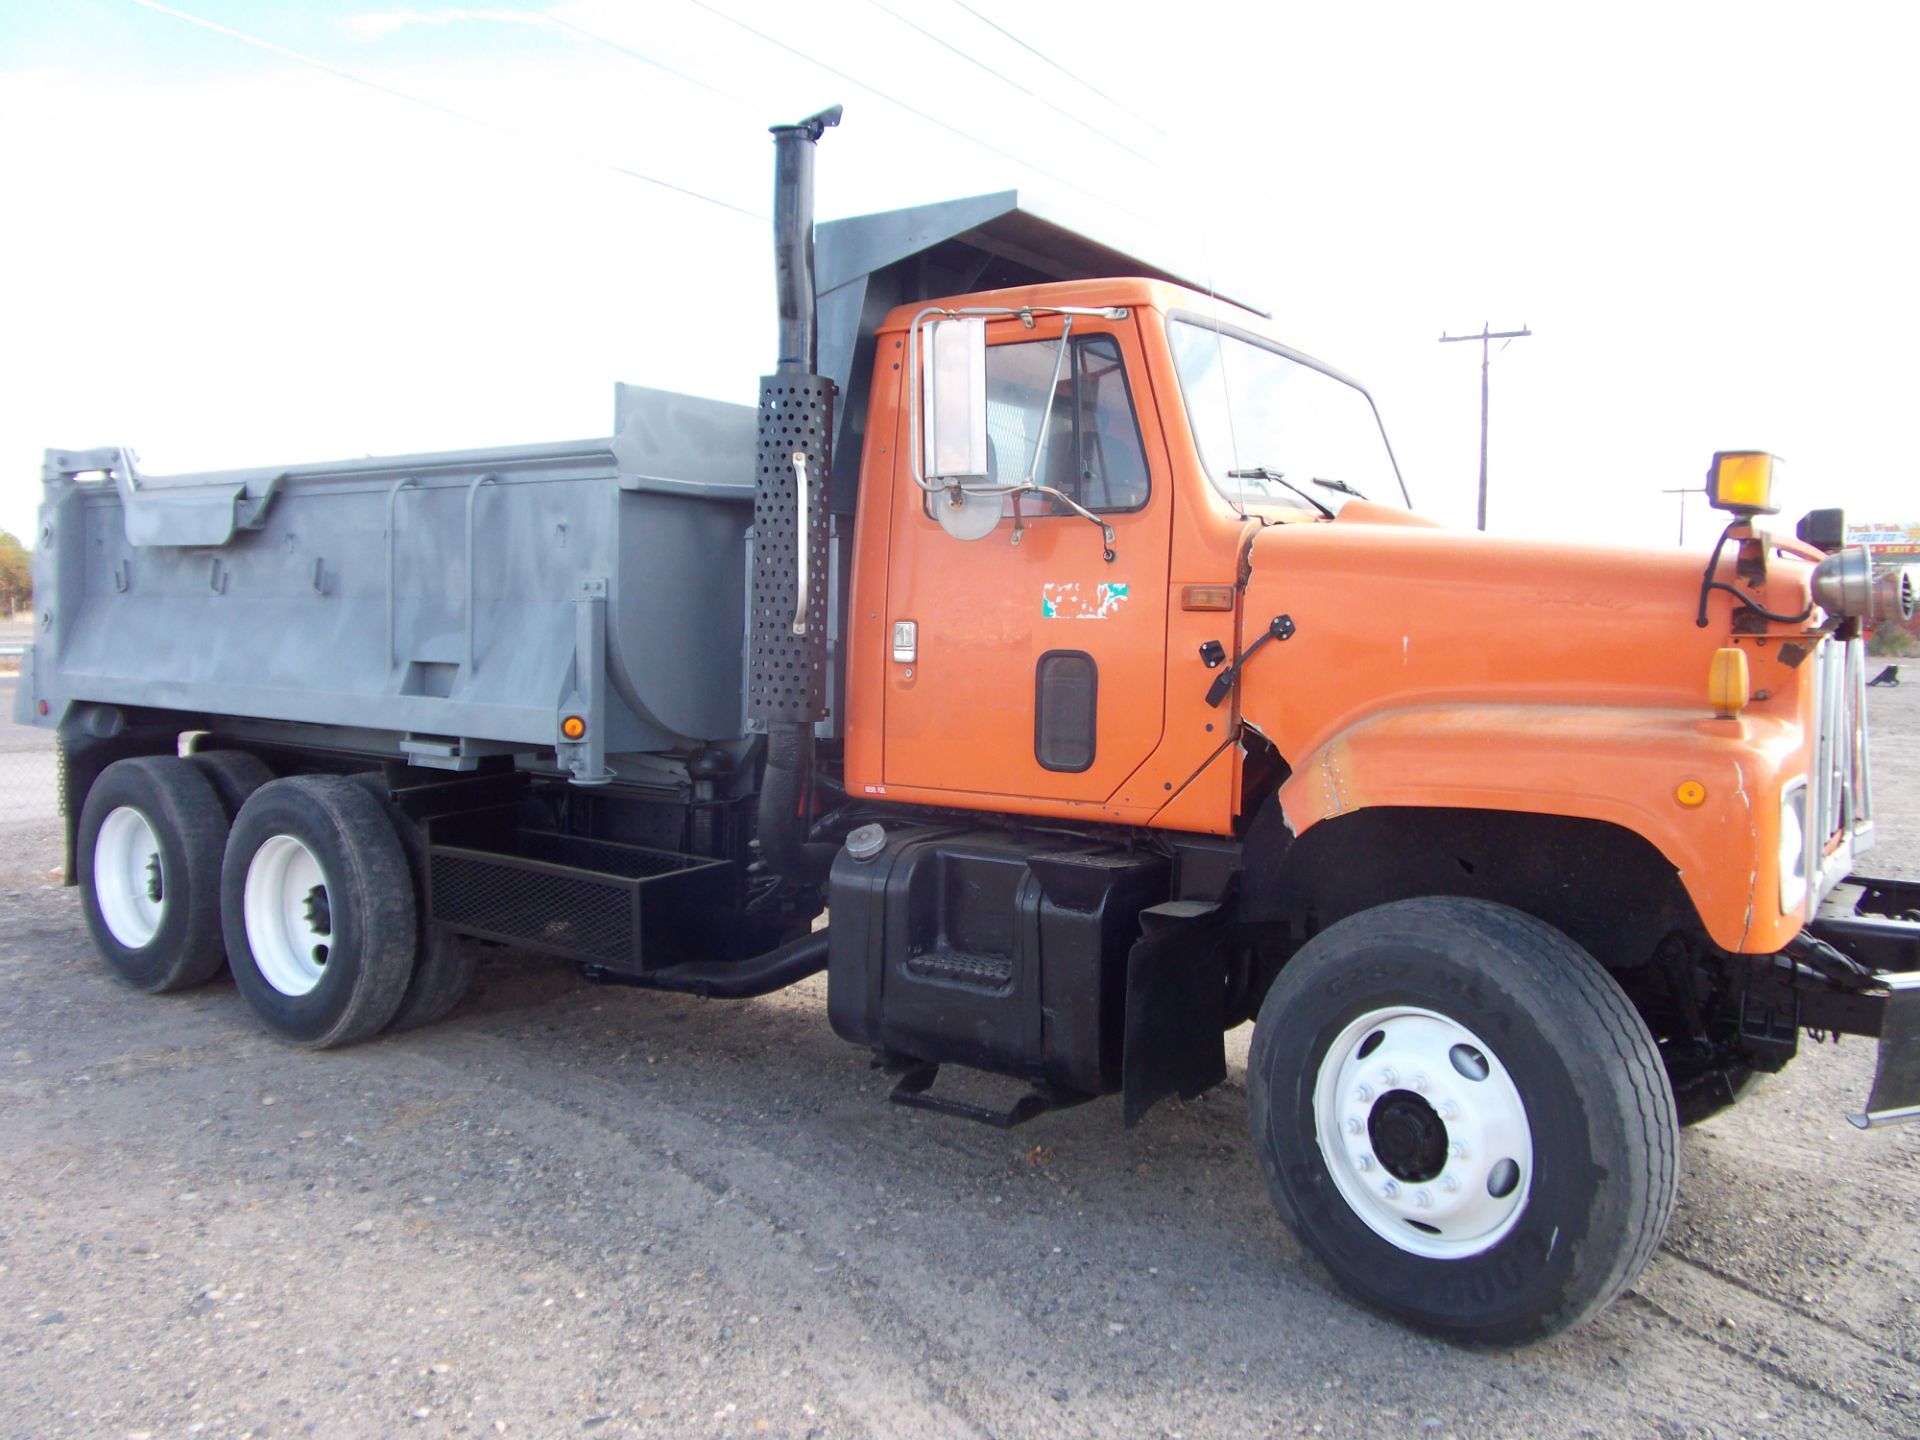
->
1414, 1189, 1433, 1209
1439, 1175, 1461, 1193
1353, 1084, 1373, 1104
1411, 1073, 1429, 1093
1345, 1117, 1364, 1135
1381, 1180, 1399, 1200
1378, 1068, 1398, 1087
1449, 1140, 1468, 1159
1439, 1100, 1460, 1120
1356, 1153, 1374, 1171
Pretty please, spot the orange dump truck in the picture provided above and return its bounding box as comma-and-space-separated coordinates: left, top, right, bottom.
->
16, 111, 1920, 1343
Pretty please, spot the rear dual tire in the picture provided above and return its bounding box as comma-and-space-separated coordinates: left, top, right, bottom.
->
221, 776, 417, 1048
76, 757, 229, 993
347, 772, 481, 1033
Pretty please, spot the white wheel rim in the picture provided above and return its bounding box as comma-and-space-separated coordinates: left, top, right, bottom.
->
1313, 1006, 1534, 1260
243, 835, 334, 997
94, 806, 166, 949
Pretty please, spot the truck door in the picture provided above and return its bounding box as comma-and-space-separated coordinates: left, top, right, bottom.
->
881, 316, 1172, 807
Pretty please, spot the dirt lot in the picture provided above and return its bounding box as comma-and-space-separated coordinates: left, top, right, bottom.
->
2, 691, 1917, 1440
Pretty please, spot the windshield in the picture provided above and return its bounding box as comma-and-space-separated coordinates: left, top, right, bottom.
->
1167, 317, 1408, 515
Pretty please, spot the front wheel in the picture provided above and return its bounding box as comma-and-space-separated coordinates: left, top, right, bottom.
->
1248, 898, 1678, 1345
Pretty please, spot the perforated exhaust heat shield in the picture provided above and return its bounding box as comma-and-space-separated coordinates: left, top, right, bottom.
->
749, 374, 834, 725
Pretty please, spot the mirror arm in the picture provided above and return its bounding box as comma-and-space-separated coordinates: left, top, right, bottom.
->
1008, 483, 1118, 563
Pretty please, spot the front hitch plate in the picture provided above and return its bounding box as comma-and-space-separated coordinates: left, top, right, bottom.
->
1848, 973, 1920, 1128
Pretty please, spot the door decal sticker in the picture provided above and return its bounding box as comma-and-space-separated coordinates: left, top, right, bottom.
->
1041, 581, 1129, 620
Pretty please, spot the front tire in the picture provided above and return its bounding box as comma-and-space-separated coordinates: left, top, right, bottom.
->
1248, 898, 1677, 1345
76, 756, 229, 993
221, 776, 417, 1048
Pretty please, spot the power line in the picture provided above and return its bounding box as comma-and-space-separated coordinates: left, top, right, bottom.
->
1439, 324, 1532, 532
535, 11, 755, 108
679, 0, 1176, 238
121, 0, 768, 221
947, 0, 1173, 143
859, 0, 1158, 167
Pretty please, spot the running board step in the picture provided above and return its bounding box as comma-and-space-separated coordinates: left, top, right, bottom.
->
884, 1061, 1093, 1129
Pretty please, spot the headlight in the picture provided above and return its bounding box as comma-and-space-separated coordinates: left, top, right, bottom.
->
1779, 781, 1808, 914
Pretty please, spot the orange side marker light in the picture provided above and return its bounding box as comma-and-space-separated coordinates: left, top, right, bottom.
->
1181, 585, 1235, 612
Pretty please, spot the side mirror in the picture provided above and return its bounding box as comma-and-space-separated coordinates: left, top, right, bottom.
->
920, 317, 988, 481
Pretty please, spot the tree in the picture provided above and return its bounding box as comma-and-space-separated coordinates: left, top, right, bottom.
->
0, 530, 31, 620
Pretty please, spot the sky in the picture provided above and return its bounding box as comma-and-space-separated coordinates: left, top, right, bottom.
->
1, 0, 1916, 552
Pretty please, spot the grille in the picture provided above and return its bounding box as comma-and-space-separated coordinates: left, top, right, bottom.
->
1807, 635, 1875, 907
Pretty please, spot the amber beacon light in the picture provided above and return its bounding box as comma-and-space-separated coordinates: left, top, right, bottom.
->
1706, 451, 1780, 517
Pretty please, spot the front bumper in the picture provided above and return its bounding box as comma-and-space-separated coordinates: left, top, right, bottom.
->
1806, 875, 1920, 1127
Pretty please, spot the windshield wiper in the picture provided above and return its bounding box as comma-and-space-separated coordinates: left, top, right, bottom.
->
1227, 466, 1334, 518
1311, 476, 1366, 499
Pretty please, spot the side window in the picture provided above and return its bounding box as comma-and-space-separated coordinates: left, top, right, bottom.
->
1064, 337, 1149, 512
928, 333, 1150, 518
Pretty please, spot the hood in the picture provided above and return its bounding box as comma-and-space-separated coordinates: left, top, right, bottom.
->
1237, 515, 1817, 764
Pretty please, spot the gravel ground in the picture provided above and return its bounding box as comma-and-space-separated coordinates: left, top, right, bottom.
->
1, 691, 1917, 1440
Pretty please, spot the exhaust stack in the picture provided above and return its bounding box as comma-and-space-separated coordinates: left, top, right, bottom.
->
771, 105, 841, 373
751, 107, 842, 886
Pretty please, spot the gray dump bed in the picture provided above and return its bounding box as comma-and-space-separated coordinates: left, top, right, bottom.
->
18, 192, 1246, 772
30, 388, 757, 763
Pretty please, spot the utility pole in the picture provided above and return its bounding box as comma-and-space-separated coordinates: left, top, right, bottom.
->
1660, 486, 1696, 546
1439, 323, 1531, 531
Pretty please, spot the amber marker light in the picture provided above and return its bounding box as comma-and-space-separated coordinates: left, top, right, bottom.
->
1708, 647, 1750, 718
1706, 451, 1780, 517
1675, 780, 1707, 808
561, 715, 587, 740
1181, 585, 1235, 612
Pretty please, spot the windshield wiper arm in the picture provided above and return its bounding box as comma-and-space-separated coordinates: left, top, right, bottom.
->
1311, 476, 1366, 498
1227, 466, 1334, 518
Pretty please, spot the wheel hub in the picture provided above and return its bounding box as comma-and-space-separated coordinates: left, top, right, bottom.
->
93, 805, 167, 949
243, 835, 335, 997
1314, 1007, 1534, 1259
1369, 1090, 1448, 1183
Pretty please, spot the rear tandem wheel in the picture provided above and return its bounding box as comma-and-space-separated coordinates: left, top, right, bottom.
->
75, 756, 230, 993
220, 776, 418, 1048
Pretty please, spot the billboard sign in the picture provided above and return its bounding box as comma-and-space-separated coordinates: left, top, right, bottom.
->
1846, 521, 1920, 561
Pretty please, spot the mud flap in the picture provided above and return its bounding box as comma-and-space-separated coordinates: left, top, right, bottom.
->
1848, 974, 1920, 1128
1122, 901, 1228, 1128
